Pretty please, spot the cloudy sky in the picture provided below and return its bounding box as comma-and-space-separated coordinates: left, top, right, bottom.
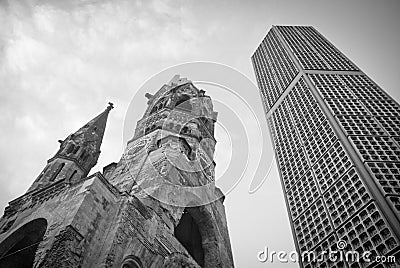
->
1, 0, 399, 267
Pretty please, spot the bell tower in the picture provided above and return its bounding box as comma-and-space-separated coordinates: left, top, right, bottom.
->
104, 75, 234, 267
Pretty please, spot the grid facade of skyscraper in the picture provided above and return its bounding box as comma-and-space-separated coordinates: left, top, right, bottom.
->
252, 26, 400, 268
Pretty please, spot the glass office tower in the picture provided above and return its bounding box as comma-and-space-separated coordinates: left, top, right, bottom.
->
252, 26, 400, 268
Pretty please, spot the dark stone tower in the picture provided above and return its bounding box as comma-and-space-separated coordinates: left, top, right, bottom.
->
0, 76, 234, 268
28, 103, 114, 193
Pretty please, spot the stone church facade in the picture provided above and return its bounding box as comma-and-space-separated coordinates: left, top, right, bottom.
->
0, 75, 234, 268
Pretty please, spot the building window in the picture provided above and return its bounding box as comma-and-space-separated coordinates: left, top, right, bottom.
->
121, 256, 143, 268
174, 209, 204, 267
68, 170, 77, 182
66, 144, 75, 154
181, 126, 189, 134
79, 149, 86, 159
73, 145, 80, 154
50, 163, 65, 182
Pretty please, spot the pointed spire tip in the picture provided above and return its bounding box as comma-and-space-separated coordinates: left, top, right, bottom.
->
107, 102, 114, 111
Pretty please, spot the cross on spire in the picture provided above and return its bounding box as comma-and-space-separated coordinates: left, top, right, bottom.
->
107, 102, 114, 110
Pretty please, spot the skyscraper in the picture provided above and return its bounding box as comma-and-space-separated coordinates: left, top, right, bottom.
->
252, 26, 400, 268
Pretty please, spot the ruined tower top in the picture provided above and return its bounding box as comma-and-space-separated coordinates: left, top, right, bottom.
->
131, 75, 218, 159
106, 75, 222, 207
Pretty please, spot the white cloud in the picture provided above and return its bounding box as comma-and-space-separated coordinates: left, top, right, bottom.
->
0, 0, 209, 203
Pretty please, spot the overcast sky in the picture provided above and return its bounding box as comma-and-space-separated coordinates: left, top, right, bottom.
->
1, 0, 400, 267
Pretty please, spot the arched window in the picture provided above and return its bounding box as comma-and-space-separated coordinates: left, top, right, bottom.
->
66, 144, 75, 154
80, 149, 86, 159
50, 163, 65, 182
181, 126, 189, 134
174, 209, 204, 267
121, 255, 143, 268
68, 170, 77, 182
0, 218, 47, 268
73, 145, 80, 154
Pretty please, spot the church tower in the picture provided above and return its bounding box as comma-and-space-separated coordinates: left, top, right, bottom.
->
0, 76, 234, 268
28, 103, 114, 193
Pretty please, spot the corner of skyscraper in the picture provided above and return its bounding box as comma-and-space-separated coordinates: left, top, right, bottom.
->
252, 25, 400, 268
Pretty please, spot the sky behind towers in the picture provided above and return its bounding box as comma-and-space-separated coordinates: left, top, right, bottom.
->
0, 0, 399, 267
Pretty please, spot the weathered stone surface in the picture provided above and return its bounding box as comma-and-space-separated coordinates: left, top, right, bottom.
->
0, 76, 234, 268
163, 252, 201, 268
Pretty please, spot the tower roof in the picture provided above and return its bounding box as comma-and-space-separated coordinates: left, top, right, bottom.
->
53, 102, 114, 175
70, 102, 114, 154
